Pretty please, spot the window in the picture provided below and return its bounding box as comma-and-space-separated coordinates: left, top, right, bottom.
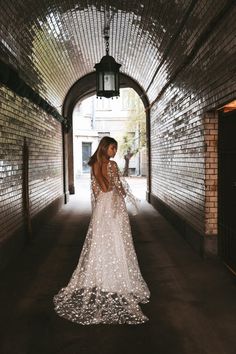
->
98, 132, 110, 140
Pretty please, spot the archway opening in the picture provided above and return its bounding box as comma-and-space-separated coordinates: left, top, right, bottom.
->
72, 88, 148, 203
62, 72, 151, 203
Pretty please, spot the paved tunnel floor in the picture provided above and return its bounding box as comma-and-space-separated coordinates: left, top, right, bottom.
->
1, 176, 236, 354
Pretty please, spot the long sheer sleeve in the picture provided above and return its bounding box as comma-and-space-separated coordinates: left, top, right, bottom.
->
109, 161, 140, 215
109, 161, 126, 197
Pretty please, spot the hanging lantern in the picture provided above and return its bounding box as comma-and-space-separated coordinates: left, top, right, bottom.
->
94, 28, 121, 98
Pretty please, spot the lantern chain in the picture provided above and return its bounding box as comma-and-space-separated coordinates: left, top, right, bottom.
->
104, 26, 109, 55
104, 7, 114, 56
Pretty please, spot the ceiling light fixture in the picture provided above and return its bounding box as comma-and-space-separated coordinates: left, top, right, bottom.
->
94, 11, 121, 99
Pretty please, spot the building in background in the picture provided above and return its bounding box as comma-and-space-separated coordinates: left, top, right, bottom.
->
73, 88, 147, 176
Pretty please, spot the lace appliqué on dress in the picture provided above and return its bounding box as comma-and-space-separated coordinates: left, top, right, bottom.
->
53, 161, 150, 325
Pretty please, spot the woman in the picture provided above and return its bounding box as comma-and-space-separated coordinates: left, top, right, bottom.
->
53, 136, 150, 325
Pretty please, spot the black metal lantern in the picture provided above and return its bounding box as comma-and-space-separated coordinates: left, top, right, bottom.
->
94, 29, 121, 98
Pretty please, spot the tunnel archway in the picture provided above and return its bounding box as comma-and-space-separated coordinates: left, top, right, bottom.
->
0, 0, 235, 269
62, 72, 151, 202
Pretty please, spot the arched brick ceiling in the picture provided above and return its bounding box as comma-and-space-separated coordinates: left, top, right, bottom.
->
0, 0, 233, 113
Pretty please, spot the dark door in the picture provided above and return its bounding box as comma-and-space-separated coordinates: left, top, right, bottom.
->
218, 110, 236, 273
82, 142, 91, 173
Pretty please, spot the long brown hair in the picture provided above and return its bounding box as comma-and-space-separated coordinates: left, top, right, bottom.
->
88, 136, 118, 166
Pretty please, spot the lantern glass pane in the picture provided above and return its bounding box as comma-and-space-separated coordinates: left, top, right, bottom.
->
104, 72, 115, 91
98, 72, 103, 91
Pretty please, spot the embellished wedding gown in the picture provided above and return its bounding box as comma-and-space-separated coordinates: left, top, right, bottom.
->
53, 160, 150, 325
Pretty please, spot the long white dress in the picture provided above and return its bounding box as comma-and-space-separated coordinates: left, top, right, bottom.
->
53, 160, 150, 325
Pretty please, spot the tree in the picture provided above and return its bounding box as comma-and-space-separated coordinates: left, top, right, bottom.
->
119, 92, 146, 176
121, 135, 137, 177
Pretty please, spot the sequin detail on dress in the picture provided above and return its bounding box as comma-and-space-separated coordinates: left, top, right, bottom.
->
53, 161, 150, 325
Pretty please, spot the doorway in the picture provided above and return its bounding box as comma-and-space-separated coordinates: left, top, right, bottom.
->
82, 142, 92, 173
218, 109, 236, 273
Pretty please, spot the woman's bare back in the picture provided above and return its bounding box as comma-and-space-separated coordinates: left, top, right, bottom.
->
92, 161, 110, 192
